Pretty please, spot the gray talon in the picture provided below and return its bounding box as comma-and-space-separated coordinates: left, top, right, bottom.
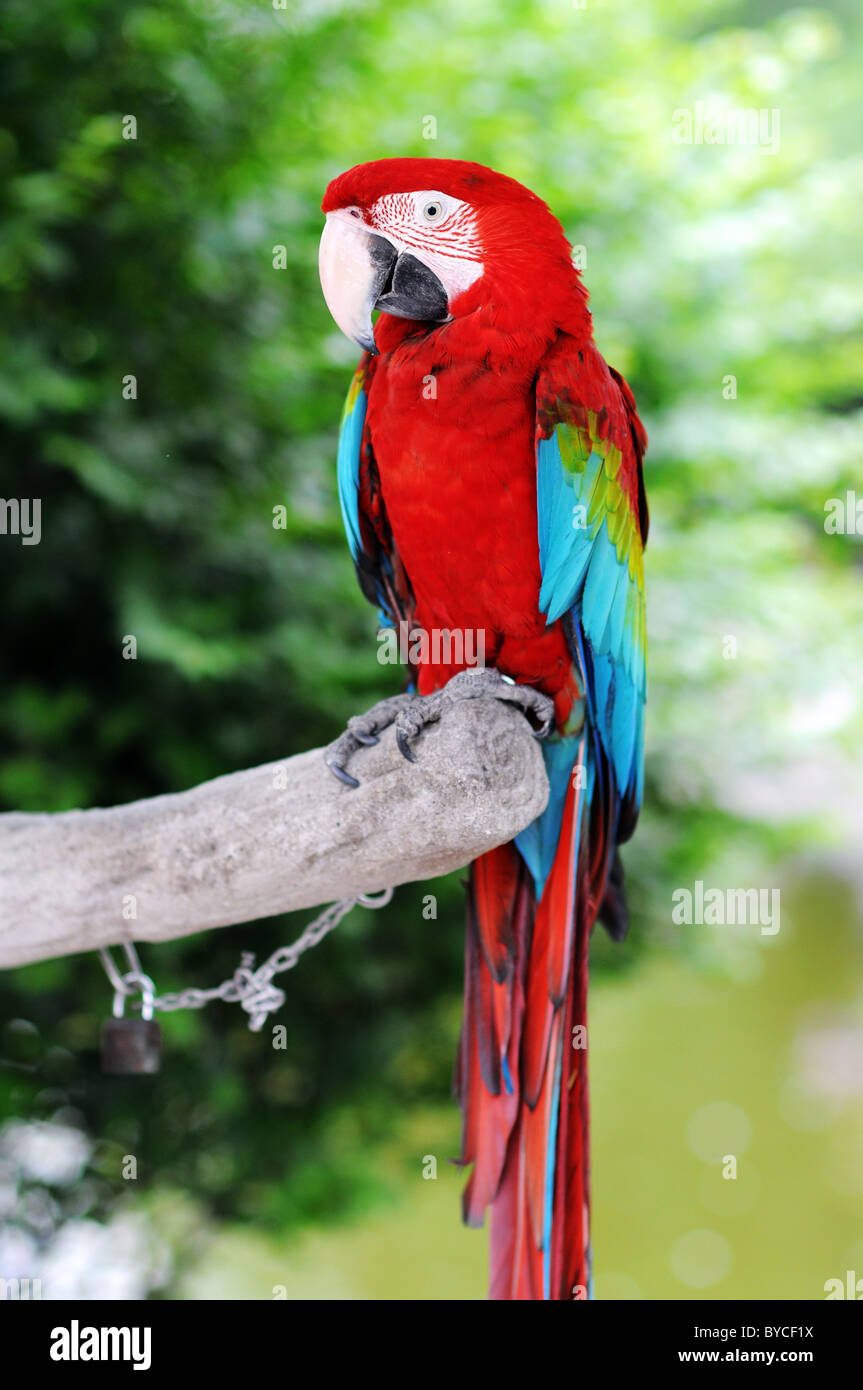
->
396, 729, 417, 763
329, 762, 360, 789
323, 689, 419, 788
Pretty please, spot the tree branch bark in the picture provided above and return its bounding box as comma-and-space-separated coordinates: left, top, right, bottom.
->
0, 697, 549, 968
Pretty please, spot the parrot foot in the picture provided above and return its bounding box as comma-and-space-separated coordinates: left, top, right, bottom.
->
324, 670, 554, 788
324, 692, 421, 788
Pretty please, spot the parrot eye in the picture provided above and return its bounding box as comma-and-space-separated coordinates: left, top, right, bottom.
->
421, 199, 445, 224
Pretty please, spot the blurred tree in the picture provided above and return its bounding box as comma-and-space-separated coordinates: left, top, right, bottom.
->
1, 0, 861, 1256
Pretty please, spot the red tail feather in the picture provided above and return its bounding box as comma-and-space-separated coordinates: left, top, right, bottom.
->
459, 757, 604, 1300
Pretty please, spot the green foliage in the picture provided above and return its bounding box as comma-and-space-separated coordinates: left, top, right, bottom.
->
1, 0, 861, 1254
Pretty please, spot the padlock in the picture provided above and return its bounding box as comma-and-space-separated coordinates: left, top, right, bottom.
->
101, 974, 161, 1075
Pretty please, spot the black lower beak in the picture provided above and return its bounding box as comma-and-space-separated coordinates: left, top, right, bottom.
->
369, 237, 449, 324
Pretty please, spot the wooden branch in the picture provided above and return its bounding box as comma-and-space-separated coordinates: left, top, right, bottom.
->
0, 698, 549, 968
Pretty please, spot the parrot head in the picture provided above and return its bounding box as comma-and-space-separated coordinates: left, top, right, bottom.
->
319, 158, 584, 354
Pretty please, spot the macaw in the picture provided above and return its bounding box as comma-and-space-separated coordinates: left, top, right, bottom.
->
317, 158, 647, 1301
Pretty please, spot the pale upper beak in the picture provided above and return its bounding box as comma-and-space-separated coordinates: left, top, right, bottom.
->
318, 210, 449, 354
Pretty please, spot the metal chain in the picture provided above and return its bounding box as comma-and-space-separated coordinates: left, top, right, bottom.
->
98, 888, 394, 1034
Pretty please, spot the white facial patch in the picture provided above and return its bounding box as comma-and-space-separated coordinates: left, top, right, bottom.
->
369, 190, 485, 302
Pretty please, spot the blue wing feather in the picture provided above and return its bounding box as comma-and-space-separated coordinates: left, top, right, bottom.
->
336, 375, 367, 565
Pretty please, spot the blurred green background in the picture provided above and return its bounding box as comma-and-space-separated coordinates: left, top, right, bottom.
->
1, 0, 862, 1299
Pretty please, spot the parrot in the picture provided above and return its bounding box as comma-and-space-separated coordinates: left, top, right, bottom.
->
317, 158, 647, 1301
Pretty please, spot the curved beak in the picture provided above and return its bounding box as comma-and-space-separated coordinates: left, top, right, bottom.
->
319, 212, 449, 354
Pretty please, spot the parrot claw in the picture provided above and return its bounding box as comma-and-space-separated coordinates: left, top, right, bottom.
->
327, 760, 360, 789
323, 691, 421, 788
396, 728, 418, 763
